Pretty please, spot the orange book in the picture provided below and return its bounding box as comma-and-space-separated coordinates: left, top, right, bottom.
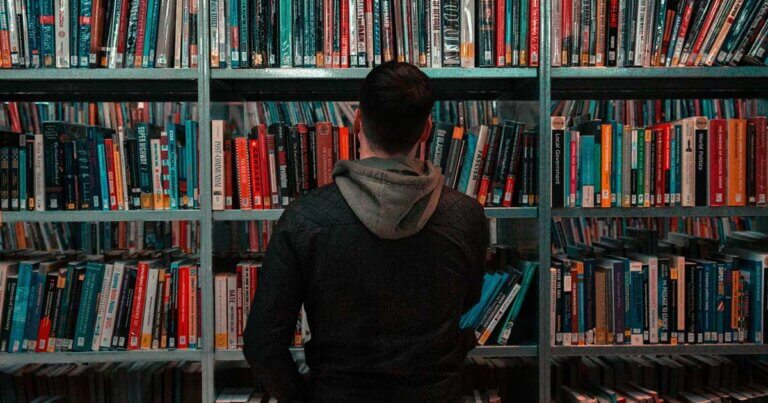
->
338, 127, 350, 161
233, 137, 252, 210
601, 124, 612, 207
315, 122, 334, 187
727, 119, 746, 206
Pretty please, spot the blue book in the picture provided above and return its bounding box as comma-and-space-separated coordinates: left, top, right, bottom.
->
629, 260, 643, 345
9, 261, 38, 353
22, 270, 43, 351
738, 254, 766, 343
142, 0, 160, 68
496, 260, 537, 345
579, 135, 595, 207
166, 124, 181, 210
185, 120, 198, 209
73, 262, 105, 351
669, 126, 677, 205
96, 137, 110, 211
457, 133, 478, 194
460, 273, 500, 328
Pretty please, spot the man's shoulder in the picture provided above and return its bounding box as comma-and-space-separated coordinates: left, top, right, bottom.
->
281, 184, 355, 227
436, 186, 486, 221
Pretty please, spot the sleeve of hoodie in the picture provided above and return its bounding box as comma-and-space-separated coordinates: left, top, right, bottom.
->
243, 211, 306, 402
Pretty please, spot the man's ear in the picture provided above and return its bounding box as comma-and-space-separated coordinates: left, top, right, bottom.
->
420, 117, 433, 143
353, 109, 362, 136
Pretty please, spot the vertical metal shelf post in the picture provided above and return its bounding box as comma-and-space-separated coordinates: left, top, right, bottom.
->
537, 0, 553, 399
197, 0, 215, 400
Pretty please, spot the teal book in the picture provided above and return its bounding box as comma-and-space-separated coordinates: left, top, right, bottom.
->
22, 270, 43, 351
184, 120, 198, 209
496, 260, 537, 345
738, 253, 767, 343
74, 262, 105, 351
9, 261, 37, 353
166, 124, 181, 210
280, 0, 293, 67
460, 273, 499, 328
579, 134, 595, 207
457, 133, 478, 193
669, 125, 678, 205
96, 136, 110, 211
629, 262, 643, 345
613, 122, 622, 207
142, 0, 160, 67
54, 261, 82, 351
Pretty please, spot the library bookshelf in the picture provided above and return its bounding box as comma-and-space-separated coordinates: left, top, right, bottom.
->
0, 1, 768, 401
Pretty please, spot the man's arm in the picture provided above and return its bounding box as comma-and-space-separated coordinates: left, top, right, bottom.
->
243, 218, 306, 401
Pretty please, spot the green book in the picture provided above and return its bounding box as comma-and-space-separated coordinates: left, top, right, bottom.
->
280, 0, 293, 67
73, 262, 105, 351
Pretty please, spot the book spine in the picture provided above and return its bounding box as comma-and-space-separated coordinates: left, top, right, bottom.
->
34, 274, 57, 352
127, 262, 149, 350
248, 137, 264, 209
442, 0, 460, 65
140, 267, 158, 349
502, 124, 524, 207
552, 117, 566, 208
280, 0, 293, 66
709, 119, 726, 206
727, 119, 747, 206
753, 117, 767, 204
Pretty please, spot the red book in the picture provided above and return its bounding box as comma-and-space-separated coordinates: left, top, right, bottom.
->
180, 221, 188, 252
709, 119, 727, 206
323, 0, 333, 66
249, 264, 259, 302
134, 0, 149, 67
561, 0, 571, 66
653, 127, 664, 206
115, 0, 131, 66
662, 125, 671, 205
177, 264, 190, 350
297, 124, 311, 193
529, 0, 540, 67
315, 122, 334, 187
248, 133, 264, 209
103, 137, 119, 210
338, 126, 350, 160
672, 1, 695, 65
90, 0, 106, 66
340, 0, 350, 68
235, 264, 244, 348
496, 0, 505, 66
128, 261, 150, 350
258, 130, 272, 209
658, 3, 676, 65
687, 0, 723, 65
233, 137, 252, 210
0, 26, 11, 68
750, 117, 767, 205
224, 139, 234, 209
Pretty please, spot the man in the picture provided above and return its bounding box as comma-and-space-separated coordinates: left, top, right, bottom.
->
243, 62, 488, 402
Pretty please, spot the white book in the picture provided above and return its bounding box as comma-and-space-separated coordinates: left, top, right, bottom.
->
680, 117, 698, 206
34, 134, 45, 211
348, 0, 357, 66
355, 0, 365, 66
634, 0, 647, 66
173, 0, 184, 68
211, 121, 225, 210
5, 0, 19, 66
100, 262, 125, 349
91, 263, 115, 351
465, 125, 489, 197
459, 0, 474, 68
140, 267, 159, 349
150, 138, 164, 209
214, 274, 228, 349
226, 274, 237, 350
54, 0, 69, 68
301, 304, 311, 342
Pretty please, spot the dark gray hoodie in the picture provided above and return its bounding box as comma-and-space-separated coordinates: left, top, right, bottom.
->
332, 156, 444, 240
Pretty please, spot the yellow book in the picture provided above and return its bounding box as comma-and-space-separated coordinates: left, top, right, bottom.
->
727, 119, 746, 206
112, 144, 125, 210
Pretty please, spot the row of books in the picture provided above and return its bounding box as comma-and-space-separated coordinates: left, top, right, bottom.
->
0, 0, 200, 69
550, 116, 768, 208
459, 357, 537, 402
0, 120, 199, 212
552, 355, 768, 402
213, 254, 308, 351
214, 221, 275, 254
215, 389, 274, 403
0, 362, 202, 403
211, 119, 538, 210
460, 259, 537, 346
0, 250, 202, 353
552, 98, 768, 129
553, 216, 759, 253
210, 0, 541, 68
550, 226, 768, 346
551, 0, 768, 67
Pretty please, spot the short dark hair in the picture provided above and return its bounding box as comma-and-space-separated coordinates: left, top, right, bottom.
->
358, 62, 435, 154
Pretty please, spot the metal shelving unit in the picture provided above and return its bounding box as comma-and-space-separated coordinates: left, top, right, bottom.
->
0, 350, 204, 365
0, 210, 203, 223
552, 206, 768, 218
3, 1, 767, 400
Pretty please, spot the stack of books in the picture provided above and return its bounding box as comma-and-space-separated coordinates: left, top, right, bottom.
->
551, 0, 768, 67
0, 0, 199, 69
0, 248, 202, 353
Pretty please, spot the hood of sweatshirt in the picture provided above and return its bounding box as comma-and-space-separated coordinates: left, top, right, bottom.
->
332, 156, 443, 240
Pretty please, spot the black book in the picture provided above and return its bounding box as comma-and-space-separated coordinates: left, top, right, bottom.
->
552, 118, 566, 208
123, 131, 142, 210
63, 264, 87, 351
47, 270, 67, 352
251, 0, 268, 67
648, 129, 657, 206
25, 135, 34, 211
84, 127, 104, 211
37, 272, 59, 352
270, 124, 292, 207
41, 122, 65, 210
113, 265, 138, 350
0, 276, 17, 352
288, 126, 302, 199
428, 121, 453, 171
491, 122, 516, 206
694, 120, 708, 206
63, 141, 79, 211
443, 125, 465, 189
167, 263, 179, 349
